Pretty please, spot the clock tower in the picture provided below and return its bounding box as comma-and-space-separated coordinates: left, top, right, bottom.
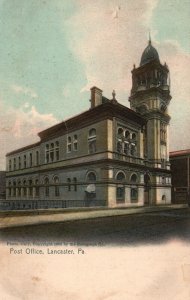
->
129, 38, 171, 170
129, 38, 172, 205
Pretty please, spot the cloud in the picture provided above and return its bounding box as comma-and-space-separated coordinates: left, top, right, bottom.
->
158, 40, 190, 151
11, 84, 38, 99
0, 100, 57, 170
66, 0, 159, 98
66, 0, 190, 150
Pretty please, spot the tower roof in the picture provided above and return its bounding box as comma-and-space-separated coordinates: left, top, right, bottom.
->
140, 39, 160, 66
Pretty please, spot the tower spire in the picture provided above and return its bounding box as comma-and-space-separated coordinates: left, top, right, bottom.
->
149, 31, 151, 45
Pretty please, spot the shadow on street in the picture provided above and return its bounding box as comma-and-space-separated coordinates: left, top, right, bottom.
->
1, 209, 190, 246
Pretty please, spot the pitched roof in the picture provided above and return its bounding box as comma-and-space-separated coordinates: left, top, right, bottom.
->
170, 149, 190, 158
6, 101, 146, 156
38, 100, 146, 141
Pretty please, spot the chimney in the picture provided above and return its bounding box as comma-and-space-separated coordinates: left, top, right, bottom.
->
90, 86, 103, 108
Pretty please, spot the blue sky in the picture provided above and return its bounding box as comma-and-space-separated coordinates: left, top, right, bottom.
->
0, 0, 190, 168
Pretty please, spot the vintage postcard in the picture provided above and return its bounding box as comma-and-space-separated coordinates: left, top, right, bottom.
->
0, 1, 190, 299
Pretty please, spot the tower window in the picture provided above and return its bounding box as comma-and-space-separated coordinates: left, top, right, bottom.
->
117, 141, 122, 153
125, 130, 130, 139
124, 142, 129, 155
117, 128, 123, 136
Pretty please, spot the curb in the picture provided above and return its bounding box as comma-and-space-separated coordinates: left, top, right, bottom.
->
0, 205, 188, 229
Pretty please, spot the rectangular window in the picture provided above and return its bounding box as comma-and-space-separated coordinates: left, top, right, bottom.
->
13, 158, 16, 170
67, 144, 71, 152
73, 142, 78, 151
89, 140, 96, 154
9, 160, 12, 171
29, 153, 32, 167
18, 157, 21, 169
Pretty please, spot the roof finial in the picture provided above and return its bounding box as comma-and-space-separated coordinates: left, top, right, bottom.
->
111, 90, 117, 103
112, 90, 116, 100
149, 30, 151, 45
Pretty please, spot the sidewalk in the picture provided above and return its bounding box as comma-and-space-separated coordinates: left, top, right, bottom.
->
0, 204, 188, 229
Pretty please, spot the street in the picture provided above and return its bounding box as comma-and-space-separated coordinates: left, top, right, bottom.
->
1, 208, 190, 246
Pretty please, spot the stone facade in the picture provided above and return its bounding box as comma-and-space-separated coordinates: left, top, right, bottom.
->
5, 40, 172, 210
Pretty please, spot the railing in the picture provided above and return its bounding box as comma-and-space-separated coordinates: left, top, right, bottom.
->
0, 199, 107, 211
113, 153, 144, 165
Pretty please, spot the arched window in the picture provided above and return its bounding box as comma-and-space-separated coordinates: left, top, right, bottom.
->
116, 172, 125, 181
117, 128, 123, 136
89, 128, 96, 138
67, 178, 71, 191
87, 172, 96, 182
130, 174, 137, 183
116, 172, 125, 202
132, 133, 136, 141
44, 177, 49, 197
88, 129, 96, 154
54, 176, 60, 197
73, 135, 78, 151
55, 141, 59, 161
125, 130, 130, 139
